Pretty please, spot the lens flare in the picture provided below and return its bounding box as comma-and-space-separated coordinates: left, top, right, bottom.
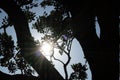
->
40, 41, 53, 56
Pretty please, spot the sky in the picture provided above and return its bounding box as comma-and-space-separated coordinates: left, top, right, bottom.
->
0, 0, 101, 79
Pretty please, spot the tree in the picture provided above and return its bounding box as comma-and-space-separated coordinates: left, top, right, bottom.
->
32, 5, 88, 79
0, 0, 64, 80
0, 0, 118, 80
37, 0, 119, 80
0, 0, 87, 80
0, 33, 39, 79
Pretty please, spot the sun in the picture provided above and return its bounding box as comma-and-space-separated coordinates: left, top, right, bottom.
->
40, 41, 53, 56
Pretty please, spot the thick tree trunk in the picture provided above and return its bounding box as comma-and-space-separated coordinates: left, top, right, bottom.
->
63, 0, 118, 80
0, 0, 32, 48
0, 0, 64, 80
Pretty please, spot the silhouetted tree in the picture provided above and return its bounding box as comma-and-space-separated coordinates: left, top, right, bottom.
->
38, 0, 119, 80
0, 0, 64, 80
0, 32, 36, 77
0, 0, 119, 80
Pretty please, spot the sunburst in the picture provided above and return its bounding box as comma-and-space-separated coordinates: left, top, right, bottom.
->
40, 41, 53, 56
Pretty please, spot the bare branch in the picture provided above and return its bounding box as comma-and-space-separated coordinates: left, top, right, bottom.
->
53, 54, 64, 65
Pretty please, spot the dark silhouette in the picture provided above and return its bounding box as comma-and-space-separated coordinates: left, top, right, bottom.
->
0, 0, 64, 80
59, 0, 119, 80
0, 70, 39, 80
0, 0, 119, 80
70, 63, 87, 80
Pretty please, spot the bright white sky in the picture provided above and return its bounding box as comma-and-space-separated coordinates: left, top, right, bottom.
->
0, 0, 101, 79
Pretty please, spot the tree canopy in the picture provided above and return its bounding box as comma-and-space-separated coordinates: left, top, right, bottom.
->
0, 0, 88, 80
0, 0, 119, 80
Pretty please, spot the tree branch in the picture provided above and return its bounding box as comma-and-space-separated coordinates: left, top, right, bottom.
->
53, 54, 64, 65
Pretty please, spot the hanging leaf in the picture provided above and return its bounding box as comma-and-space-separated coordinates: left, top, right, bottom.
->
70, 63, 88, 80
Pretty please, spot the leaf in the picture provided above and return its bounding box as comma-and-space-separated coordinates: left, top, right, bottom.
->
59, 49, 63, 55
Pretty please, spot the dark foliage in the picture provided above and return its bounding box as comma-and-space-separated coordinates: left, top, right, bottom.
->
0, 33, 35, 75
0, 33, 14, 67
70, 63, 88, 80
0, 0, 118, 80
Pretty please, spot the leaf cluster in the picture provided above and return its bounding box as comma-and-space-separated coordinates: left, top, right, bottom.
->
23, 10, 36, 23
33, 10, 72, 38
33, 0, 73, 58
0, 0, 38, 30
0, 33, 14, 66
40, 0, 55, 8
70, 63, 88, 80
0, 33, 34, 75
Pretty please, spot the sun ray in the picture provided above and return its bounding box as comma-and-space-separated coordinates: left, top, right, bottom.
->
40, 41, 53, 56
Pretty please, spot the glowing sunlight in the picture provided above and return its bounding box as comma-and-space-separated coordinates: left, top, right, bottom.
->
40, 41, 53, 56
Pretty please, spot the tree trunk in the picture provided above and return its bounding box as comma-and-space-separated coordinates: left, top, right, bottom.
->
63, 0, 118, 80
0, 0, 32, 47
0, 0, 64, 80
